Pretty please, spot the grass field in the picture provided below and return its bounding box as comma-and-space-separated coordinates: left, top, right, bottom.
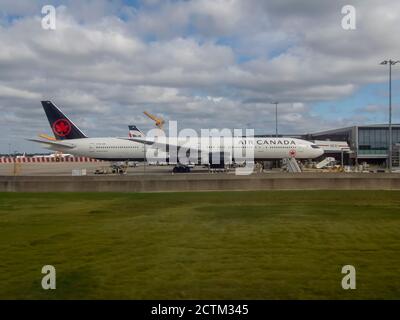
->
1, 191, 400, 299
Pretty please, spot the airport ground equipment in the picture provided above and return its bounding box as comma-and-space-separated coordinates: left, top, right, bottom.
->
172, 162, 195, 173
172, 152, 231, 173
94, 161, 129, 175
208, 152, 231, 172
316, 157, 336, 169
94, 164, 126, 175
172, 165, 191, 173
282, 158, 302, 173
94, 167, 109, 174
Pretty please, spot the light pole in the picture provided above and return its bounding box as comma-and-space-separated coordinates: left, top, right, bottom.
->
270, 102, 279, 137
380, 60, 399, 172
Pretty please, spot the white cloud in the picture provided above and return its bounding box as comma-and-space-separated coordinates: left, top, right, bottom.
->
0, 0, 399, 152
0, 84, 40, 99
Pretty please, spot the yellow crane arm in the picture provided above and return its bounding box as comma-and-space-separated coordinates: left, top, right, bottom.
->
143, 111, 159, 122
143, 111, 165, 129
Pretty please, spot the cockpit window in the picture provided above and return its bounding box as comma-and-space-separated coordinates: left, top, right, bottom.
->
311, 145, 320, 149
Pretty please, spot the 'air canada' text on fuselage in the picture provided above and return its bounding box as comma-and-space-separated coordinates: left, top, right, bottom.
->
239, 139, 297, 145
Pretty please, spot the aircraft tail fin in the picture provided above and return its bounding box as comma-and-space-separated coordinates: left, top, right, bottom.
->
128, 125, 145, 138
41, 101, 87, 140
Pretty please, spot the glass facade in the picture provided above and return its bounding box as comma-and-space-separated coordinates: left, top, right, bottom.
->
358, 127, 400, 155
308, 125, 400, 163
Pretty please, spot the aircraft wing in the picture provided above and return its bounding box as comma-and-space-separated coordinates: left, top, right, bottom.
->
26, 138, 76, 149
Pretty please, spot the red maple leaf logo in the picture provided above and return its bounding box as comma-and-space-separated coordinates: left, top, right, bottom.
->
52, 119, 71, 137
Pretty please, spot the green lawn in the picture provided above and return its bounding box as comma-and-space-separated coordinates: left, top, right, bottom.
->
0, 191, 400, 299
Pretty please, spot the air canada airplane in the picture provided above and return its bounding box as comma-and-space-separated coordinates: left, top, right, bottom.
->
28, 101, 324, 164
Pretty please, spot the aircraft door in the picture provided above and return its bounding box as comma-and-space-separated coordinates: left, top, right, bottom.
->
89, 143, 95, 154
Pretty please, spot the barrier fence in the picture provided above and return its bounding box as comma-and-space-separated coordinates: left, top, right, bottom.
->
0, 157, 102, 163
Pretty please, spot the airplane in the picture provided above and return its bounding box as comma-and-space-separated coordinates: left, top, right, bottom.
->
28, 101, 324, 170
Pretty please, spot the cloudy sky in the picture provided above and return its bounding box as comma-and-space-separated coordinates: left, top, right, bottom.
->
0, 0, 399, 153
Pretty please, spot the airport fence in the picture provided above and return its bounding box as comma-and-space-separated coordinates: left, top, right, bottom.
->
0, 156, 102, 163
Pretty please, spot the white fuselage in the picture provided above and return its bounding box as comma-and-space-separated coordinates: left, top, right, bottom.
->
43, 137, 324, 161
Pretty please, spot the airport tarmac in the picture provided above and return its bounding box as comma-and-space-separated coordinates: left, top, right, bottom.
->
0, 162, 212, 176
1, 162, 399, 177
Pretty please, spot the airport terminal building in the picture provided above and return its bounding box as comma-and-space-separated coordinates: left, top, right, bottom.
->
303, 124, 400, 166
